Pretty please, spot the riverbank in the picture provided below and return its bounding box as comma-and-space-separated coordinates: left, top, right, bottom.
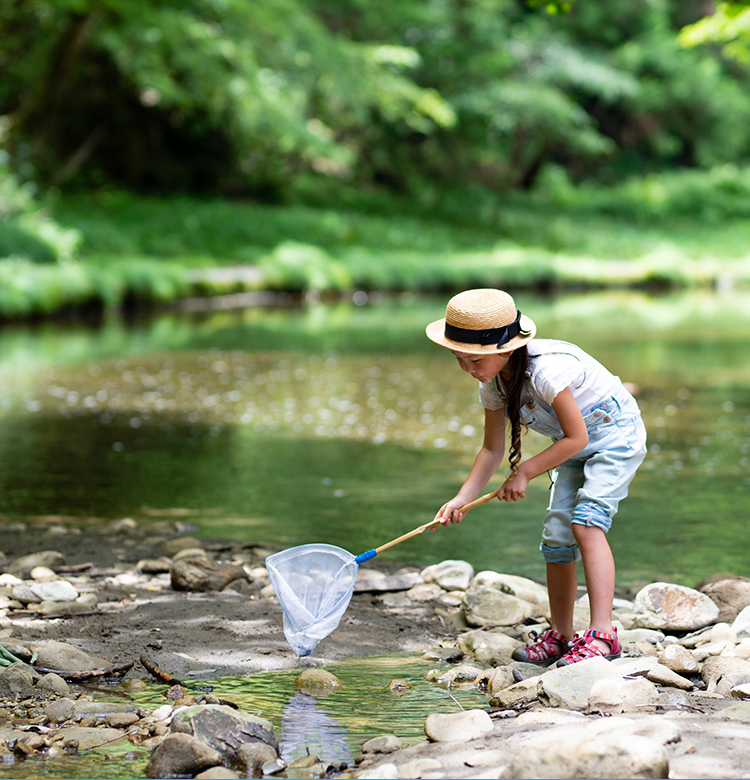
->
3, 514, 750, 778
4, 185, 750, 322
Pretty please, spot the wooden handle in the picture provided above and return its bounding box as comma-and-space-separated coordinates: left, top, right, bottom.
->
373, 488, 500, 555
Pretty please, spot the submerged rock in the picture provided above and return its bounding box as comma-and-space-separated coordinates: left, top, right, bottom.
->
362, 735, 402, 754
294, 668, 342, 693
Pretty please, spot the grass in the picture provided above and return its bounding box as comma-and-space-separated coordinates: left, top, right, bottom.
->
3, 168, 750, 320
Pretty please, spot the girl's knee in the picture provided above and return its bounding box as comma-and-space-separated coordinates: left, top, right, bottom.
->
571, 522, 606, 545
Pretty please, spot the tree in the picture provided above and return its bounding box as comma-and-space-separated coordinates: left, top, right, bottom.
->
0, 0, 454, 194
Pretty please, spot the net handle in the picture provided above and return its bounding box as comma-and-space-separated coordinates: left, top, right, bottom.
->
373, 488, 500, 555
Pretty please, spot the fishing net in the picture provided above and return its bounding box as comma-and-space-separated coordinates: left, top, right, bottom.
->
266, 543, 360, 657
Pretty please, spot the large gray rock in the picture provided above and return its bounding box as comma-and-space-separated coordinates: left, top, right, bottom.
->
457, 628, 521, 665
236, 742, 278, 776
489, 676, 540, 709
32, 640, 109, 671
700, 578, 750, 623
7, 551, 65, 579
146, 732, 224, 779
162, 537, 205, 555
502, 716, 675, 779
588, 676, 659, 713
424, 709, 493, 742
633, 582, 719, 631
354, 569, 422, 593
36, 673, 70, 695
29, 580, 79, 602
421, 560, 475, 591
75, 701, 140, 718
170, 704, 277, 764
0, 665, 36, 700
702, 656, 750, 689
170, 558, 247, 592
467, 571, 549, 607
45, 698, 76, 724
539, 656, 624, 711
462, 586, 536, 627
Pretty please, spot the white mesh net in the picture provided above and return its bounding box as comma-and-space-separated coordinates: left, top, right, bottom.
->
266, 543, 359, 656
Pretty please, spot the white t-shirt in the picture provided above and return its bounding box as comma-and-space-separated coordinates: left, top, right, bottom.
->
479, 339, 623, 415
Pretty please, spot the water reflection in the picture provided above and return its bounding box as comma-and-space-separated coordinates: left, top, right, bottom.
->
1, 290, 749, 585
280, 692, 352, 766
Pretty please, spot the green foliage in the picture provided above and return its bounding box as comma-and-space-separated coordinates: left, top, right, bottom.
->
680, 3, 750, 62
0, 256, 189, 318
0, 160, 81, 263
538, 163, 750, 221
44, 177, 750, 309
0, 0, 454, 193
4, 0, 749, 197
259, 242, 352, 292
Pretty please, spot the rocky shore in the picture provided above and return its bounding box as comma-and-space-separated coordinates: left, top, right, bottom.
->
2, 514, 750, 779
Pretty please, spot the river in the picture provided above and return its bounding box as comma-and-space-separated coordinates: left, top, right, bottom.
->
1, 289, 749, 587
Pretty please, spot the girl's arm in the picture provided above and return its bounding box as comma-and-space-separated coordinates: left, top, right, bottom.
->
499, 386, 588, 501
435, 407, 506, 525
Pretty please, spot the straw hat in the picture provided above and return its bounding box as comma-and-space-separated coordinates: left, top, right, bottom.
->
426, 289, 536, 354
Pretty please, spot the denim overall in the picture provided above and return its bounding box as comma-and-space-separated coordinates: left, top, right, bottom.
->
519, 383, 647, 565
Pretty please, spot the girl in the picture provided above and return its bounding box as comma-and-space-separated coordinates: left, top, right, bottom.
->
426, 288, 647, 666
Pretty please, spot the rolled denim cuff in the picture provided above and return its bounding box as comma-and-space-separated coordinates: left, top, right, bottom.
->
540, 542, 581, 564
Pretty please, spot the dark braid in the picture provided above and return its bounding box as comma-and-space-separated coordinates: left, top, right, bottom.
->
503, 345, 529, 473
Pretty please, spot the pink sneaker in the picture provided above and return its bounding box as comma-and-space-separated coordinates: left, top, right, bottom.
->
512, 629, 568, 666
556, 627, 621, 667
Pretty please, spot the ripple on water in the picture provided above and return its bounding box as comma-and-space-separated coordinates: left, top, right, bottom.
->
128, 653, 487, 767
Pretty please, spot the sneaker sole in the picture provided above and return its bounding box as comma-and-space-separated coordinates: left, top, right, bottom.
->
512, 652, 563, 667
556, 651, 621, 667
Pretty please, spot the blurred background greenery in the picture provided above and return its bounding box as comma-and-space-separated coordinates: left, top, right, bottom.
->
2, 0, 750, 317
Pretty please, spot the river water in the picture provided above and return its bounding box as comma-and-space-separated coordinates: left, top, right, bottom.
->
1, 289, 749, 587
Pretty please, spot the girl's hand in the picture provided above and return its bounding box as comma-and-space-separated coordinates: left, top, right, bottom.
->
498, 470, 529, 501
434, 498, 470, 527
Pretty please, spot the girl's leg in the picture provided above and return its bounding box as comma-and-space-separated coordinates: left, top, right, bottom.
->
546, 560, 578, 640
572, 523, 615, 652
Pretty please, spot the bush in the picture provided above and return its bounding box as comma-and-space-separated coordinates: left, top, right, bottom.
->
0, 164, 82, 263
537, 164, 750, 221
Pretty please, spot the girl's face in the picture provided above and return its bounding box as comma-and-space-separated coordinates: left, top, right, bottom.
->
452, 350, 513, 383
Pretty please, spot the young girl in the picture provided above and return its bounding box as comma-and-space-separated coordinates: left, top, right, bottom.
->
426, 288, 647, 666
